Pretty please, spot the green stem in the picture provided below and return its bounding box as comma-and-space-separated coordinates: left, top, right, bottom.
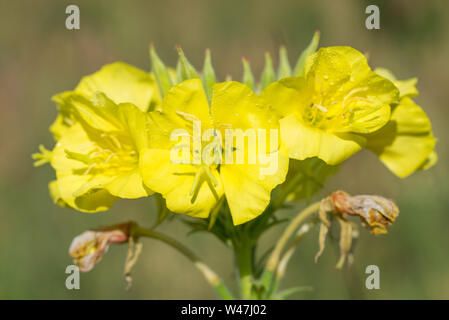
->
261, 202, 320, 298
267, 202, 320, 271
133, 225, 234, 300
234, 242, 254, 299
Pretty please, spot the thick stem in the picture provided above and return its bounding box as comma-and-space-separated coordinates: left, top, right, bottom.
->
234, 242, 254, 299
133, 225, 234, 300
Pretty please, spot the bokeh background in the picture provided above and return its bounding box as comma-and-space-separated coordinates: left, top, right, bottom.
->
1, 0, 448, 299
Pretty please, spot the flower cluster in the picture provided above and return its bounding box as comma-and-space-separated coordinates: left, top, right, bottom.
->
34, 32, 436, 227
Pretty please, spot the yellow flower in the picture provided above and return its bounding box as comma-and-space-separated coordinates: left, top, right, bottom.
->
49, 93, 152, 211
365, 68, 437, 178
261, 46, 399, 165
34, 62, 159, 212
140, 79, 288, 225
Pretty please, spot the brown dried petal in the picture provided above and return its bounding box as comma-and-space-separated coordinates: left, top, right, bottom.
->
69, 229, 128, 272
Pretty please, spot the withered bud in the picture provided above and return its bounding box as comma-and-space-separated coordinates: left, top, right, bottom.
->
329, 191, 399, 235
69, 223, 132, 272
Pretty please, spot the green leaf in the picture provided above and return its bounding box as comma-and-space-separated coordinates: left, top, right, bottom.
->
241, 58, 255, 90
274, 286, 313, 300
259, 52, 275, 90
176, 46, 200, 82
277, 46, 292, 80
152, 193, 169, 228
293, 30, 320, 76
201, 49, 216, 103
149, 44, 173, 98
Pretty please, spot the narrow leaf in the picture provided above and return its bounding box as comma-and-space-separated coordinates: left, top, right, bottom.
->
152, 193, 169, 228
274, 286, 313, 300
293, 30, 320, 77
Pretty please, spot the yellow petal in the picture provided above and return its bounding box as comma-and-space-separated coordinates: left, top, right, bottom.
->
75, 62, 160, 112
261, 77, 312, 118
140, 148, 223, 218
220, 146, 289, 225
148, 79, 213, 149
366, 97, 436, 178
280, 114, 366, 165
211, 81, 279, 132
375, 67, 419, 98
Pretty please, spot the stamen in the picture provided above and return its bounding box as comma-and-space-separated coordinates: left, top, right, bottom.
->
314, 104, 328, 113
189, 166, 204, 197
189, 165, 219, 204
104, 153, 116, 165
343, 87, 368, 107
203, 166, 218, 186
83, 163, 97, 175
176, 110, 200, 122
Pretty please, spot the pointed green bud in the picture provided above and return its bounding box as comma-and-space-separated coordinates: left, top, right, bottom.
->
293, 30, 320, 77
277, 46, 292, 80
176, 46, 200, 82
260, 52, 275, 91
149, 44, 173, 98
241, 58, 255, 90
225, 74, 232, 81
201, 49, 216, 103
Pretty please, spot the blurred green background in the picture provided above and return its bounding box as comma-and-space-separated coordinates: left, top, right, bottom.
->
1, 0, 448, 299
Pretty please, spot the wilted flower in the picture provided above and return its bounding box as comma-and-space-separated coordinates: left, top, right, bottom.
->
315, 190, 399, 268
69, 223, 131, 272
329, 190, 399, 234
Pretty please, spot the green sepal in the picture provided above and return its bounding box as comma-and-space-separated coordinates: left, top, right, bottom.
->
201, 49, 216, 103
277, 46, 292, 80
241, 58, 255, 90
176, 46, 200, 82
259, 52, 275, 91
149, 44, 173, 98
293, 30, 320, 76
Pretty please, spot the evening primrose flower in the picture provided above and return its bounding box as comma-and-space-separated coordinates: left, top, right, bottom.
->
47, 93, 152, 212
34, 62, 159, 211
364, 68, 437, 178
261, 46, 399, 165
140, 79, 288, 225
